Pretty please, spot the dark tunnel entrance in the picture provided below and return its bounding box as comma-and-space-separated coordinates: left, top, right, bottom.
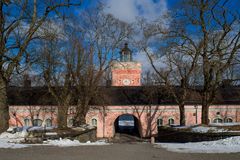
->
114, 114, 140, 137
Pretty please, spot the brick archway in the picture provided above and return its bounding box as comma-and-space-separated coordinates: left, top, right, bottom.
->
86, 105, 164, 138
113, 114, 141, 137
100, 110, 147, 138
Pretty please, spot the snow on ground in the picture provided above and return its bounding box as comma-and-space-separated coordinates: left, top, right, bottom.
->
0, 132, 28, 148
44, 138, 109, 147
173, 125, 240, 133
155, 136, 240, 153
0, 140, 28, 149
191, 126, 227, 133
210, 122, 240, 126
27, 126, 55, 132
0, 131, 109, 149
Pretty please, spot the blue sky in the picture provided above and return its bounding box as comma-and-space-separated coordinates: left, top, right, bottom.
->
6, 0, 239, 74
80, 0, 240, 22
80, 0, 170, 23
77, 0, 240, 72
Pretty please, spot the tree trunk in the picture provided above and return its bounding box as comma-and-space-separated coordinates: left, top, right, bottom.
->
72, 105, 87, 127
201, 106, 209, 125
0, 77, 9, 133
79, 114, 86, 125
179, 103, 186, 126
73, 100, 89, 126
201, 93, 209, 125
57, 106, 68, 129
72, 113, 86, 126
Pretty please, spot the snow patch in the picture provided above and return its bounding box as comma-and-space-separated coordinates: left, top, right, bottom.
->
45, 132, 58, 136
0, 131, 109, 149
43, 138, 109, 147
155, 136, 240, 153
210, 123, 240, 126
0, 132, 28, 149
191, 126, 227, 133
0, 140, 28, 149
0, 131, 28, 140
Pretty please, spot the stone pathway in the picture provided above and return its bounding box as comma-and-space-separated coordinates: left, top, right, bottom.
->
111, 133, 148, 143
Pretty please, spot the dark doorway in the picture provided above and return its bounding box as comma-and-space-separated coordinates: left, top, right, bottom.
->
114, 114, 140, 137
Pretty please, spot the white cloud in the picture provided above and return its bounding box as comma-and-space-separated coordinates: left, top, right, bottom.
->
104, 0, 137, 22
104, 0, 169, 73
104, 0, 168, 23
134, 47, 166, 73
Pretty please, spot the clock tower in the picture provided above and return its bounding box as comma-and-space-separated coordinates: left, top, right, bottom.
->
111, 43, 142, 86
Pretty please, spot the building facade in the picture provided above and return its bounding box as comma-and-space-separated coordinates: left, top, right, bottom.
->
8, 44, 240, 138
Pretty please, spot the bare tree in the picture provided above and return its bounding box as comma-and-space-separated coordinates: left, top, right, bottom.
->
41, 39, 74, 129
137, 12, 199, 126
0, 0, 81, 132
142, 44, 199, 126
67, 8, 133, 125
178, 0, 240, 124
139, 0, 240, 125
38, 5, 132, 127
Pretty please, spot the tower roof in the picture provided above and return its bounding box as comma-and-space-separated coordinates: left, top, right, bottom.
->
120, 43, 132, 62
7, 85, 240, 106
121, 43, 131, 53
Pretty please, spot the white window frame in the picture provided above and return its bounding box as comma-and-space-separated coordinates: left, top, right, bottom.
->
68, 118, 74, 127
33, 119, 43, 127
213, 118, 223, 123
45, 118, 52, 127
91, 118, 97, 126
168, 118, 175, 125
24, 118, 30, 127
157, 118, 163, 127
224, 117, 233, 123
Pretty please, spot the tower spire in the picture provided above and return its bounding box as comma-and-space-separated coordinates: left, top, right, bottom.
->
120, 43, 132, 62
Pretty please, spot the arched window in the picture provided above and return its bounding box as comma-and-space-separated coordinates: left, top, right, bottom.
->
224, 118, 233, 123
45, 119, 52, 127
168, 118, 174, 125
68, 119, 74, 127
213, 118, 223, 123
157, 118, 163, 127
91, 118, 97, 126
24, 118, 30, 127
33, 119, 43, 127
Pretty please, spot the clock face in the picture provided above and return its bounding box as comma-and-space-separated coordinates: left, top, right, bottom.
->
122, 79, 131, 85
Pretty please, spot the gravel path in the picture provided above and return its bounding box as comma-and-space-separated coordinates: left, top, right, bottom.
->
0, 143, 239, 160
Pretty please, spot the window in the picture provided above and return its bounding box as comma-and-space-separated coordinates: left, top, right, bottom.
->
24, 119, 30, 127
91, 118, 97, 126
68, 119, 74, 127
45, 119, 52, 127
224, 118, 233, 123
213, 118, 223, 123
69, 108, 74, 114
157, 118, 163, 127
33, 119, 43, 126
168, 118, 174, 125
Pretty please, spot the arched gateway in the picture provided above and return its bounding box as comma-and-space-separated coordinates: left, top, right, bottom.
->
114, 114, 140, 136
86, 104, 182, 138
